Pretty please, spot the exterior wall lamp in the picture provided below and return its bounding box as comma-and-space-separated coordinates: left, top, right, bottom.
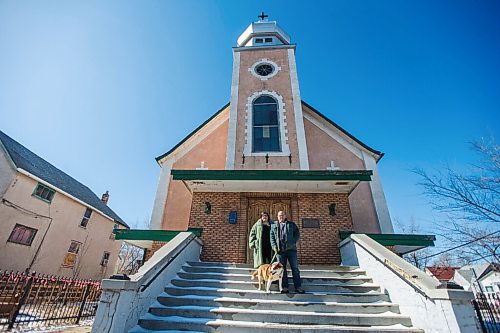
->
328, 203, 336, 216
204, 202, 212, 214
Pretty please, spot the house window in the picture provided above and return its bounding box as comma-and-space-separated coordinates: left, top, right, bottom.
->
100, 252, 110, 266
265, 37, 273, 43
252, 95, 281, 152
255, 38, 263, 43
33, 183, 55, 203
8, 224, 37, 246
80, 208, 92, 228
62, 241, 81, 268
486, 286, 494, 293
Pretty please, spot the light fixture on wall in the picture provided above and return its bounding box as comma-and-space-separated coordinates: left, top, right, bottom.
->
328, 203, 336, 216
204, 202, 212, 214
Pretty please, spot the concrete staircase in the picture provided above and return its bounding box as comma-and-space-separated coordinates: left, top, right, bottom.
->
130, 261, 423, 332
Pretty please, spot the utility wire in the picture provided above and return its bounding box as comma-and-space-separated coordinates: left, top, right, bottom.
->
420, 229, 500, 260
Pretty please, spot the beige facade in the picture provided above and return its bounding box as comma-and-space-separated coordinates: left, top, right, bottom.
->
0, 137, 127, 280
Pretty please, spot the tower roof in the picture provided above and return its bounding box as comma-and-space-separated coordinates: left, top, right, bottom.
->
237, 20, 291, 47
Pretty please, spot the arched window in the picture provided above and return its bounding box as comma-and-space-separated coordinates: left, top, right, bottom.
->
252, 96, 281, 152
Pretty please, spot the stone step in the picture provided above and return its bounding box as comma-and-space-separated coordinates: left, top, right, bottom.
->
156, 295, 400, 314
145, 305, 413, 326
130, 319, 424, 333
136, 313, 419, 332
163, 287, 391, 302
182, 265, 367, 278
187, 261, 361, 271
170, 278, 380, 293
129, 261, 422, 332
177, 271, 373, 284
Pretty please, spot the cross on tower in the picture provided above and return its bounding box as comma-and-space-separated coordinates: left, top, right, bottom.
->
258, 12, 269, 21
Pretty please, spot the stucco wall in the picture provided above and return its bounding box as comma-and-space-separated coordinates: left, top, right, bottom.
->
233, 48, 300, 170
303, 117, 380, 233
161, 120, 228, 231
0, 144, 16, 197
0, 173, 124, 279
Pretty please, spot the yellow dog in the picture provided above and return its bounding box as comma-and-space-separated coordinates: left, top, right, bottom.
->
251, 262, 284, 293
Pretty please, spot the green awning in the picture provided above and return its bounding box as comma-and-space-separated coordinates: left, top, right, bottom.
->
172, 169, 372, 181
339, 231, 436, 255
171, 169, 372, 193
114, 228, 203, 242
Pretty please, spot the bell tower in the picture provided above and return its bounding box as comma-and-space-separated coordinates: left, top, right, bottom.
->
225, 14, 309, 170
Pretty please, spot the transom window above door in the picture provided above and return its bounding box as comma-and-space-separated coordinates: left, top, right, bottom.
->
252, 96, 281, 152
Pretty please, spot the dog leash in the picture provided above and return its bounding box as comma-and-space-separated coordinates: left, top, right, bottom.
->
271, 250, 278, 263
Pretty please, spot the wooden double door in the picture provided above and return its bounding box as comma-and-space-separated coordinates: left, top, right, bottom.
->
247, 198, 292, 264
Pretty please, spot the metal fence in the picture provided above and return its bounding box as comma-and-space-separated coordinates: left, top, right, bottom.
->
472, 292, 500, 333
0, 270, 101, 331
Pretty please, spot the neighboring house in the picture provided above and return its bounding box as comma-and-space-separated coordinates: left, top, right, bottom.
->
477, 263, 500, 295
150, 19, 395, 265
426, 266, 460, 282
0, 130, 129, 280
453, 263, 500, 295
454, 263, 500, 295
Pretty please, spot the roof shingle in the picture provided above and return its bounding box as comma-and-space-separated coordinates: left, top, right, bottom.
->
0, 130, 128, 228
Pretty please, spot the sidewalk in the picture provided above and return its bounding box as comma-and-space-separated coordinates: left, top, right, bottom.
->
57, 327, 91, 333
39, 325, 92, 333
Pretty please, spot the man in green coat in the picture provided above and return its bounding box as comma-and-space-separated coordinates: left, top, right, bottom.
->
249, 212, 274, 268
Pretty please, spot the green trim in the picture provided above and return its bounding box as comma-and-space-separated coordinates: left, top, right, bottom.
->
113, 228, 203, 242
301, 100, 384, 160
339, 231, 436, 247
32, 183, 56, 204
171, 169, 373, 181
155, 102, 230, 164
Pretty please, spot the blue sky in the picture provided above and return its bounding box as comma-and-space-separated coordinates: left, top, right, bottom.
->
1, 1, 498, 247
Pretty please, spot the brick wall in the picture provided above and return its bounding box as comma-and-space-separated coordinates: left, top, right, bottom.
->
296, 193, 353, 264
144, 241, 168, 262
188, 192, 353, 265
189, 192, 247, 263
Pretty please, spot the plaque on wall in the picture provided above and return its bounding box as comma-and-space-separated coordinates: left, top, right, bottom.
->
302, 218, 320, 229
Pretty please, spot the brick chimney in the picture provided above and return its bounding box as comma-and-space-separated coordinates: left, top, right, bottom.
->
101, 191, 109, 205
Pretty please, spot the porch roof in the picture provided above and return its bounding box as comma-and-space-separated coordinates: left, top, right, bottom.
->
339, 231, 436, 255
171, 169, 372, 193
113, 228, 203, 248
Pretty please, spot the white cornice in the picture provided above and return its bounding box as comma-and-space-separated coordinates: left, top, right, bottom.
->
226, 51, 240, 170
233, 44, 296, 52
288, 49, 309, 170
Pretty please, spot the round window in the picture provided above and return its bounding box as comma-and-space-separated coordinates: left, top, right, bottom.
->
255, 63, 274, 77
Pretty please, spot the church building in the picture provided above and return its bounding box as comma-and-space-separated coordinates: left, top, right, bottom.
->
149, 17, 394, 265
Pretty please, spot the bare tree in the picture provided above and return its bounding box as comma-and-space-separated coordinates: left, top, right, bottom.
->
115, 217, 149, 275
395, 217, 433, 269
414, 138, 499, 265
116, 243, 144, 275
